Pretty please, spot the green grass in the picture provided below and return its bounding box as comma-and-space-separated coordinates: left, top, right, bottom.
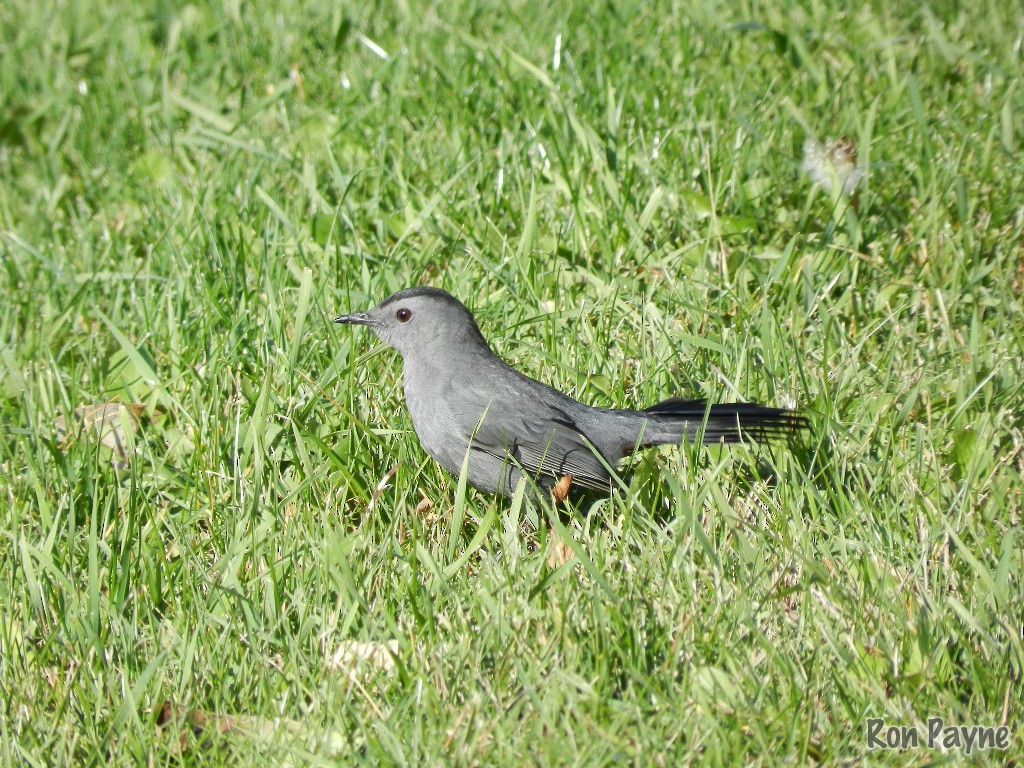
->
2, 0, 1022, 764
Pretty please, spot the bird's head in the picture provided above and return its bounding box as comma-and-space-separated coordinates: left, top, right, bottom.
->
334, 286, 487, 357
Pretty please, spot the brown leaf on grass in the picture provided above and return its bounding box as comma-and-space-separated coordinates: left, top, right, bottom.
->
55, 403, 146, 466
414, 492, 435, 516
156, 701, 306, 755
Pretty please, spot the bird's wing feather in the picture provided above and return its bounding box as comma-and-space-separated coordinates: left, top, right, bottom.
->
464, 403, 611, 492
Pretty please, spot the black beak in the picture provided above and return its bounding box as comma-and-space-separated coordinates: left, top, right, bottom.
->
334, 312, 375, 326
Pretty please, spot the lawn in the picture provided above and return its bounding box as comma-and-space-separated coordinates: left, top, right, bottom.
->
1, 0, 1022, 764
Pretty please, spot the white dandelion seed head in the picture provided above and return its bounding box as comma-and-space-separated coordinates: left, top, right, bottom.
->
802, 135, 865, 196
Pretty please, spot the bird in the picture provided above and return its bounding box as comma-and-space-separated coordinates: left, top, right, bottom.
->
335, 287, 806, 500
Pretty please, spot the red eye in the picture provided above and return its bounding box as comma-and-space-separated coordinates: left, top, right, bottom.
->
396, 308, 413, 323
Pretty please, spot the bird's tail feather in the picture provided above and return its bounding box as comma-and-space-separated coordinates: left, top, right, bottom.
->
638, 397, 807, 445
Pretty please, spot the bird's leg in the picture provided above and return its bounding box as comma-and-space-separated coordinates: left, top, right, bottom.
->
551, 473, 573, 504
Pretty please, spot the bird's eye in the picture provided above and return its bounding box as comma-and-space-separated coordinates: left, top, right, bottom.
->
396, 308, 413, 324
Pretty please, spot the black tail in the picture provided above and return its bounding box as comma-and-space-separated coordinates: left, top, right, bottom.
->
640, 398, 808, 445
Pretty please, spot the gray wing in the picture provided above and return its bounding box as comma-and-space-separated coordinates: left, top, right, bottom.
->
446, 360, 606, 493
465, 401, 612, 492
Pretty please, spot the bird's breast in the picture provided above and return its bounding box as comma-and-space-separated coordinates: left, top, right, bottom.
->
402, 362, 478, 472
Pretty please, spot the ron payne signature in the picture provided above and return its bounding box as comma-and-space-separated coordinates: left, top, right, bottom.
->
867, 717, 1014, 756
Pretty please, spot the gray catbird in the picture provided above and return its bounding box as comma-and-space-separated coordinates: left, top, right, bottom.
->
335, 287, 805, 499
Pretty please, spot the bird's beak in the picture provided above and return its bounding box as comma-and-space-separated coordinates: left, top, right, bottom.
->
334, 312, 375, 326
